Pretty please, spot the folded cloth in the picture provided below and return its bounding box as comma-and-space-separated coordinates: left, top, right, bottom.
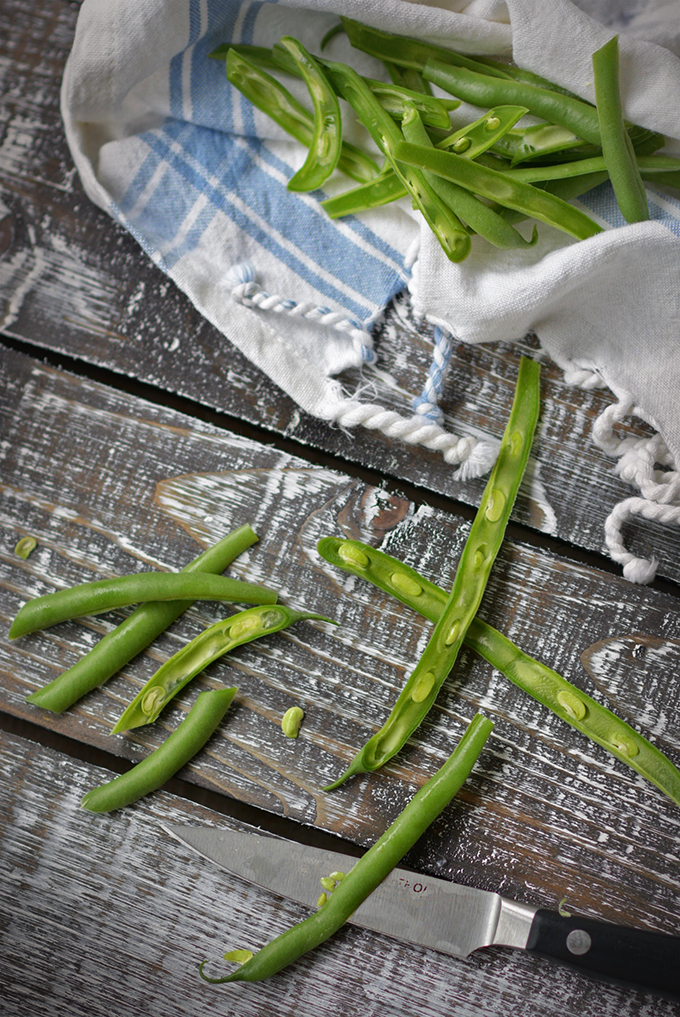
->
61, 0, 680, 581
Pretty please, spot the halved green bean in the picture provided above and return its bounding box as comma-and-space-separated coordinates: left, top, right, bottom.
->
112, 606, 329, 733
323, 357, 539, 789
401, 104, 537, 250
323, 59, 471, 262
24, 526, 259, 714
275, 36, 342, 192
81, 688, 237, 813
495, 172, 610, 225
10, 572, 276, 640
592, 35, 648, 222
321, 171, 408, 218
317, 537, 680, 807
199, 712, 493, 983
225, 49, 379, 184
394, 140, 603, 240
382, 60, 433, 96
422, 59, 603, 147
437, 105, 529, 157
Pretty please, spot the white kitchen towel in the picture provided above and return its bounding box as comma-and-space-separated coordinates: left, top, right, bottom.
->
61, 0, 680, 580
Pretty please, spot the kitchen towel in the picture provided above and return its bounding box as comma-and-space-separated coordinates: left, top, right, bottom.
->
61, 0, 680, 581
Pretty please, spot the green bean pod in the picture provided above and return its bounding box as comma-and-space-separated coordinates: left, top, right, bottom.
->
422, 59, 602, 147
317, 537, 680, 807
24, 526, 259, 714
10, 572, 277, 640
225, 49, 379, 184
321, 171, 408, 219
324, 356, 539, 789
322, 59, 471, 262
112, 606, 330, 733
199, 712, 493, 983
393, 140, 603, 240
496, 172, 610, 225
506, 153, 680, 185
401, 104, 537, 250
276, 36, 342, 192
437, 105, 529, 157
382, 60, 433, 96
592, 35, 648, 222
81, 688, 237, 813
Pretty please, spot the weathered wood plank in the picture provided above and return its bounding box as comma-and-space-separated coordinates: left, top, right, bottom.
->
1, 345, 679, 960
1, 0, 679, 581
1, 728, 678, 1017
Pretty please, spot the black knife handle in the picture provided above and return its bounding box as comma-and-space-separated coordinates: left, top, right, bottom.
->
526, 909, 680, 998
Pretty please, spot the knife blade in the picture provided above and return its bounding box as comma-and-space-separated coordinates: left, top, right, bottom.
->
163, 822, 680, 998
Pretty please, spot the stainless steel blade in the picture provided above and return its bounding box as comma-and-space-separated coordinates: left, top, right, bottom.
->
162, 823, 536, 959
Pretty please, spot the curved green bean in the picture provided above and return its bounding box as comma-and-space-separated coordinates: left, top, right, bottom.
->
276, 36, 342, 192
393, 140, 603, 240
225, 49, 379, 184
316, 537, 680, 807
422, 59, 602, 147
324, 356, 539, 789
112, 606, 329, 733
24, 526, 259, 714
81, 688, 237, 813
10, 572, 276, 640
199, 712, 493, 983
592, 35, 648, 222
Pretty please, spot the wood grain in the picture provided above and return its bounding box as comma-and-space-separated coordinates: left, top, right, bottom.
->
1, 728, 678, 1017
1, 0, 679, 582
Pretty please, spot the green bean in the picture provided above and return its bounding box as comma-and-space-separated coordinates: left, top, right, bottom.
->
323, 59, 471, 262
504, 153, 680, 184
382, 60, 433, 96
225, 49, 379, 184
393, 140, 603, 240
437, 104, 529, 157
592, 36, 648, 222
10, 572, 277, 640
495, 172, 610, 225
321, 170, 408, 218
24, 526, 259, 714
422, 59, 603, 147
112, 606, 329, 733
81, 688, 236, 813
324, 356, 539, 789
316, 537, 680, 807
275, 37, 342, 192
320, 22, 344, 52
401, 104, 537, 250
199, 712, 493, 983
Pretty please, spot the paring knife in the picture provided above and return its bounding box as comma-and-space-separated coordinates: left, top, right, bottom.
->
163, 823, 680, 998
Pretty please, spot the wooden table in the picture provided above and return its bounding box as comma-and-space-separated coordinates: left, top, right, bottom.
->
1, 3, 679, 1015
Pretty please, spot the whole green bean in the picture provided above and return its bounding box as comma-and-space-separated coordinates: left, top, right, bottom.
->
505, 153, 680, 184
393, 141, 603, 240
112, 606, 330, 733
422, 59, 603, 147
323, 59, 471, 262
324, 356, 539, 789
276, 36, 342, 192
81, 688, 236, 813
24, 526, 259, 714
225, 49, 379, 184
199, 712, 493, 983
317, 536, 680, 807
592, 35, 648, 222
10, 572, 277, 640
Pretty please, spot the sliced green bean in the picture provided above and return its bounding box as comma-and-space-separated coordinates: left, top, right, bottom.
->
199, 712, 493, 983
81, 688, 237, 813
394, 141, 603, 240
437, 105, 529, 157
225, 49, 379, 184
382, 60, 433, 96
275, 36, 342, 192
317, 537, 680, 807
321, 171, 408, 218
112, 606, 328, 733
401, 104, 537, 250
24, 526, 259, 714
10, 572, 276, 640
422, 59, 603, 147
496, 172, 610, 225
323, 59, 471, 262
324, 357, 539, 789
592, 35, 648, 222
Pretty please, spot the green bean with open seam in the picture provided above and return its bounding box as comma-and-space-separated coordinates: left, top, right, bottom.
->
317, 536, 680, 807
199, 712, 493, 984
323, 356, 540, 789
112, 605, 331, 733
24, 526, 259, 714
81, 688, 237, 813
